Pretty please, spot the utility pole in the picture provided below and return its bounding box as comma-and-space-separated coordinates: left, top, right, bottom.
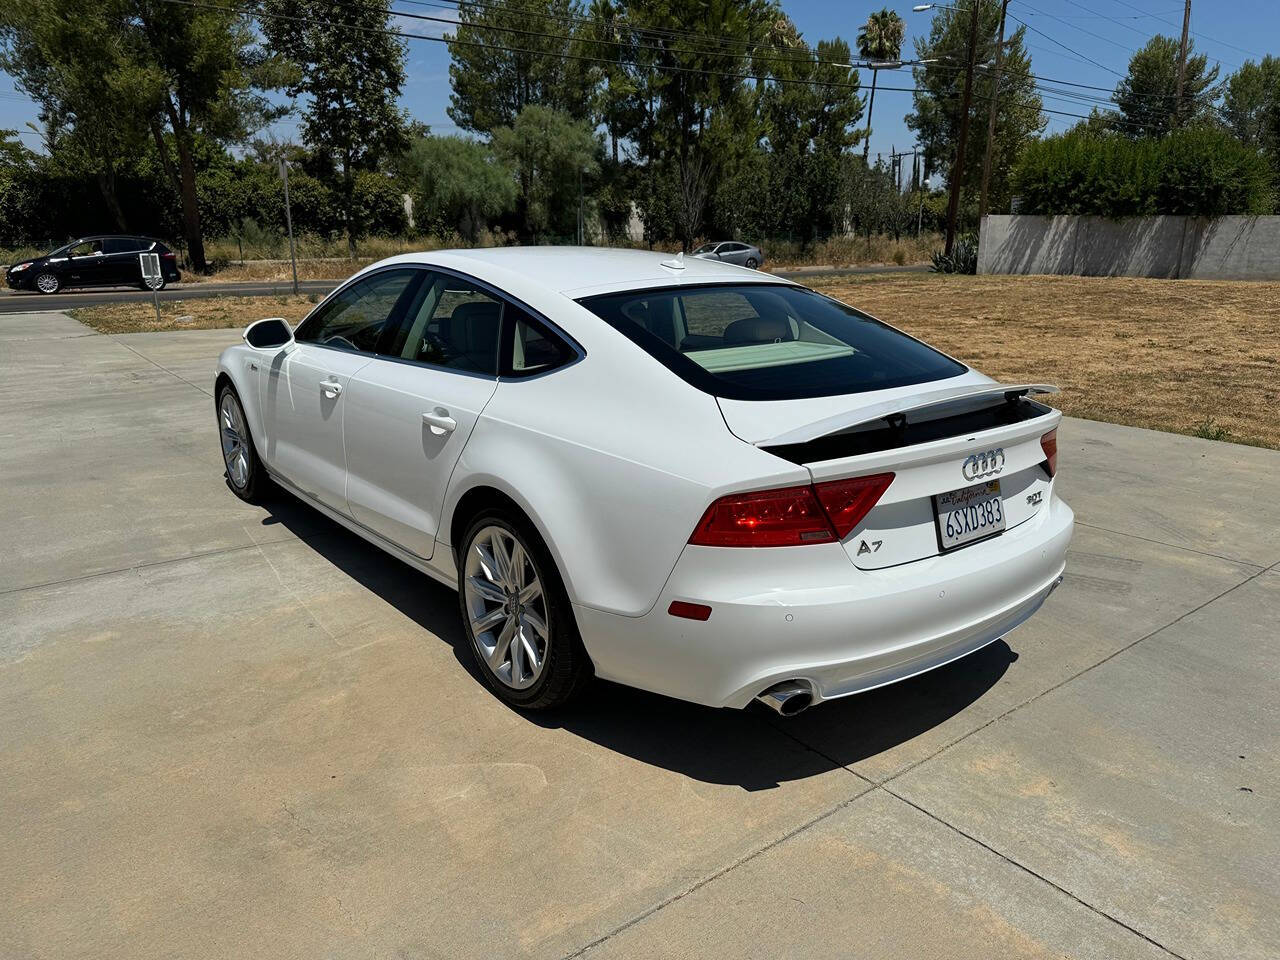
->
1174, 0, 1192, 125
279, 158, 299, 296
979, 0, 1011, 221
944, 0, 982, 256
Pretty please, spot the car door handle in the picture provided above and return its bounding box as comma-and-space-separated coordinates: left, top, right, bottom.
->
422, 408, 457, 435
319, 377, 343, 398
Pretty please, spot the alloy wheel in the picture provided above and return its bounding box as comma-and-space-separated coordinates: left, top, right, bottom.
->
463, 525, 549, 690
219, 393, 250, 489
35, 272, 59, 294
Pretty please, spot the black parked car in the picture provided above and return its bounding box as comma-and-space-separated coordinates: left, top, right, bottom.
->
5, 236, 181, 294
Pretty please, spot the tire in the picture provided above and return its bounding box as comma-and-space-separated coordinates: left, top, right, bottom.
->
745, 257, 759, 270
34, 271, 60, 294
217, 384, 270, 503
458, 509, 592, 710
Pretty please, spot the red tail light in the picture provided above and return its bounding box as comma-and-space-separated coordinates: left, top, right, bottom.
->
689, 473, 894, 548
160, 251, 176, 259
690, 484, 834, 547
1040, 429, 1058, 477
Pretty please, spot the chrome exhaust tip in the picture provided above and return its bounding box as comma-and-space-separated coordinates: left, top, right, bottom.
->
755, 680, 815, 717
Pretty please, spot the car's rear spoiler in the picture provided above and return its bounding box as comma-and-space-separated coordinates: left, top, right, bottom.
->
754, 383, 1059, 447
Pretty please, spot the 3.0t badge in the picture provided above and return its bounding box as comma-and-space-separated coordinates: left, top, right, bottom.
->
962, 447, 1005, 481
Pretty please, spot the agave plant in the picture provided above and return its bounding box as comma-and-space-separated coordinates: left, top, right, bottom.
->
930, 234, 979, 274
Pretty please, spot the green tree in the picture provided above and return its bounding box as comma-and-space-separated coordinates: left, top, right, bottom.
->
407, 134, 517, 240
0, 0, 282, 270
260, 0, 409, 254
906, 0, 1043, 216
619, 0, 780, 245
1113, 35, 1220, 138
856, 8, 905, 160
492, 104, 600, 240
448, 0, 596, 136
758, 34, 863, 240
1222, 56, 1280, 163
1010, 126, 1274, 216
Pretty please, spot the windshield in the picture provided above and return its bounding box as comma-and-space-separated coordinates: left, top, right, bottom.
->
577, 283, 967, 401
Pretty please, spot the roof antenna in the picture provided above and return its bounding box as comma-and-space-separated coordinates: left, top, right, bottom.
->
660, 251, 686, 270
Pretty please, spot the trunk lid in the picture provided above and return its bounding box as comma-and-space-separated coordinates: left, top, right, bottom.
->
720, 383, 1061, 570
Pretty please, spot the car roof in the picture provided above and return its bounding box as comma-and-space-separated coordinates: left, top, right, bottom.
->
374, 246, 787, 298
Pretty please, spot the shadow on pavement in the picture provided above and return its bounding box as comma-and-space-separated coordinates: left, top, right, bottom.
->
261, 491, 1015, 791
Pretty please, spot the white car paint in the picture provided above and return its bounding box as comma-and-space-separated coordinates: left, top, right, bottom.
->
216, 247, 1072, 710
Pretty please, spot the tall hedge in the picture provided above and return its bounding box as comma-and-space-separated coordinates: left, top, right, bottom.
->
1011, 126, 1275, 217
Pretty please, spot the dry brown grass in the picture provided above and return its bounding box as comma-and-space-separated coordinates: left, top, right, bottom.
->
184, 260, 376, 283
71, 295, 320, 335
808, 273, 1280, 449
70, 273, 1280, 449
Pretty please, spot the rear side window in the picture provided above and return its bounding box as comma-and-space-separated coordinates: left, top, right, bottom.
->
295, 269, 417, 354
103, 238, 143, 254
390, 273, 503, 374
577, 283, 966, 401
504, 305, 574, 376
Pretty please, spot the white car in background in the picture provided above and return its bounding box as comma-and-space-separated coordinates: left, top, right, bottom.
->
215, 248, 1072, 715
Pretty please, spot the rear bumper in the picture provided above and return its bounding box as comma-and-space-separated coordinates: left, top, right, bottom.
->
575, 493, 1074, 709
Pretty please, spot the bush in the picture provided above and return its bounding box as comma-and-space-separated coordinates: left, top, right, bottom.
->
1012, 126, 1276, 216
930, 234, 978, 274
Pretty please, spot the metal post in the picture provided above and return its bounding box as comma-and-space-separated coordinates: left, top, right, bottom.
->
280, 159, 299, 296
945, 0, 982, 256
979, 0, 1011, 221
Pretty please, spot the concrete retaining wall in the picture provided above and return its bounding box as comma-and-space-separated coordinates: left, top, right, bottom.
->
978, 215, 1280, 280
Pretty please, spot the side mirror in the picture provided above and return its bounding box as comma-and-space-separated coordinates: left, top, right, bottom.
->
243, 317, 294, 349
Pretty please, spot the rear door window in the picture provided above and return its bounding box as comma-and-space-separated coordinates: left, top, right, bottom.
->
578, 284, 966, 401
390, 273, 503, 374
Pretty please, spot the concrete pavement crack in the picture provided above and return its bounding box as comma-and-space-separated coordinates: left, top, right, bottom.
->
107, 333, 213, 398
561, 780, 878, 960
0, 531, 333, 597
565, 560, 1275, 959
878, 557, 1277, 790
1072, 518, 1271, 569
880, 786, 1192, 960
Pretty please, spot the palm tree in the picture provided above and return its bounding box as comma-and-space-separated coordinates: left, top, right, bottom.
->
857, 8, 907, 159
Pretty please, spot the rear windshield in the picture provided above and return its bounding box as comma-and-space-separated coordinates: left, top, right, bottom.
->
577, 283, 966, 401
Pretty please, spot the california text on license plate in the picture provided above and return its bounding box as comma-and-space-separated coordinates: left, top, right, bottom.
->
934, 479, 1005, 551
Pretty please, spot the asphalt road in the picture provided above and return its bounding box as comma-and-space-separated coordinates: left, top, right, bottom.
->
0, 263, 929, 314
2, 310, 1276, 959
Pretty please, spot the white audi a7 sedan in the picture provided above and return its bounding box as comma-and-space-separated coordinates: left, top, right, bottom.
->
215, 247, 1072, 716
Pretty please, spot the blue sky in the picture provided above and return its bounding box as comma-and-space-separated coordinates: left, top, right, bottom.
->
2, 0, 1276, 162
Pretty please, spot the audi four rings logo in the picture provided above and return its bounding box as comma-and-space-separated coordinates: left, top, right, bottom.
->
962, 447, 1005, 481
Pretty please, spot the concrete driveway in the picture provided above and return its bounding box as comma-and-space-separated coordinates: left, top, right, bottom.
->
2, 311, 1277, 960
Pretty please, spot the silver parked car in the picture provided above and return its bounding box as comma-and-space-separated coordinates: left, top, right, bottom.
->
691, 241, 764, 269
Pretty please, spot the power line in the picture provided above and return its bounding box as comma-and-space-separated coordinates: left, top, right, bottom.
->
1007, 11, 1125, 77
388, 0, 1176, 113
1105, 0, 1263, 61
1014, 0, 1146, 56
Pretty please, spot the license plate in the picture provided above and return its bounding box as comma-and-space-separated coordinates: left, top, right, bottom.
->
934, 480, 1005, 551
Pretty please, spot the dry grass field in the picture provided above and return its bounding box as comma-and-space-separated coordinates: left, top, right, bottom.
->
810, 274, 1280, 449
70, 273, 1280, 449
72, 294, 319, 334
